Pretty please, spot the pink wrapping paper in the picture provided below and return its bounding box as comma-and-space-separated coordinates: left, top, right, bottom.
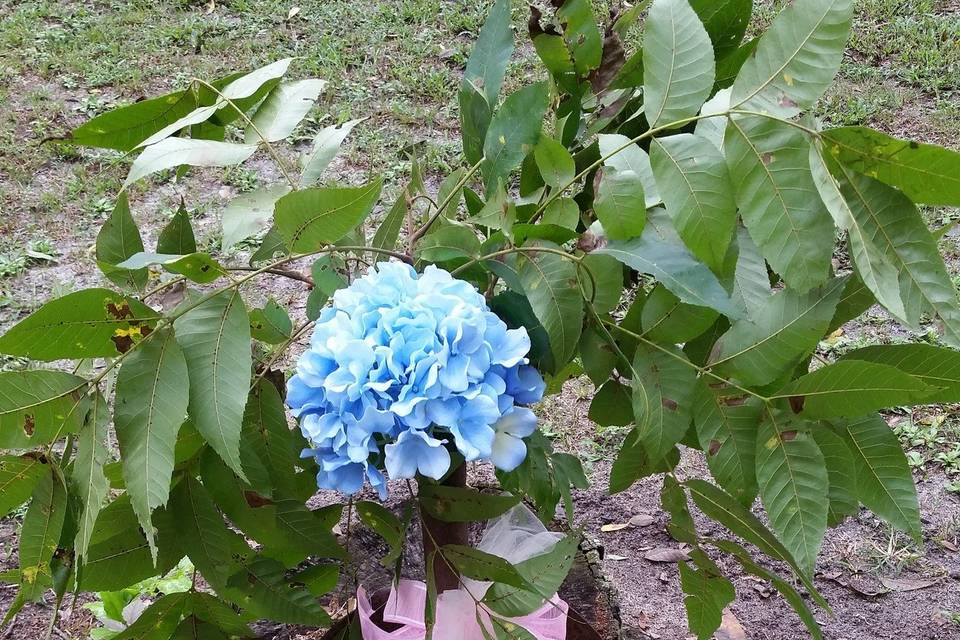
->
357, 579, 568, 640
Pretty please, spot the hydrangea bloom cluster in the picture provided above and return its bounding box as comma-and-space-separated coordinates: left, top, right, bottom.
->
286, 262, 546, 499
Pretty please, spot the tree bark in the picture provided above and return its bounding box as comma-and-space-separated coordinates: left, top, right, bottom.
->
420, 462, 468, 593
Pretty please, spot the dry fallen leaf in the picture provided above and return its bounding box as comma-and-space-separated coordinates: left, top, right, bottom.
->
601, 523, 630, 532
714, 609, 747, 640
878, 576, 939, 592
630, 513, 655, 527
287, 6, 301, 19
644, 548, 689, 563
605, 553, 628, 561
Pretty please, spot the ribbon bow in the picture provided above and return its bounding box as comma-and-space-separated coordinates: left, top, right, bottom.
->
357, 579, 568, 640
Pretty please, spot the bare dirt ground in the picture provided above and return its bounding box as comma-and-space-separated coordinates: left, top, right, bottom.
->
1, 1, 959, 639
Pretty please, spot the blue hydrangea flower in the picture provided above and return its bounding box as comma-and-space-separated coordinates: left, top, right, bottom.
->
286, 262, 545, 498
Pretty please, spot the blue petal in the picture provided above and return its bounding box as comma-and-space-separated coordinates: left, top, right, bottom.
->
490, 433, 527, 472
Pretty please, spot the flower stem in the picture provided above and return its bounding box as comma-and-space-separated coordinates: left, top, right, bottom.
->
420, 462, 468, 593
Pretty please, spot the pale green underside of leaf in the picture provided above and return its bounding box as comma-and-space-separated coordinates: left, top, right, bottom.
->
114, 329, 189, 562
596, 213, 740, 318
651, 133, 736, 272
175, 291, 252, 480
246, 79, 326, 143
836, 169, 960, 348
300, 119, 364, 187
597, 134, 660, 207
832, 414, 921, 540
712, 275, 845, 387
731, 0, 852, 117
724, 115, 834, 292
125, 139, 258, 186
755, 412, 828, 576
643, 0, 715, 127
809, 144, 908, 323
222, 184, 291, 250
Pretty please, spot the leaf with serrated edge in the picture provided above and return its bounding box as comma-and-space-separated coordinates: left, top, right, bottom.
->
0, 288, 160, 361
125, 139, 258, 186
175, 291, 251, 479
724, 116, 834, 291
731, 0, 852, 117
841, 344, 960, 404
836, 168, 960, 348
755, 409, 828, 575
831, 413, 920, 540
693, 380, 759, 504
115, 328, 188, 563
711, 276, 845, 386
822, 126, 960, 207
73, 393, 110, 565
596, 214, 741, 318
774, 360, 937, 418
517, 242, 583, 366
632, 342, 697, 462
651, 133, 736, 272
246, 79, 326, 143
643, 0, 715, 127
686, 479, 829, 607
275, 180, 382, 252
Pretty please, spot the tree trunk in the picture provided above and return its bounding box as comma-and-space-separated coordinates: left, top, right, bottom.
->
420, 462, 467, 593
